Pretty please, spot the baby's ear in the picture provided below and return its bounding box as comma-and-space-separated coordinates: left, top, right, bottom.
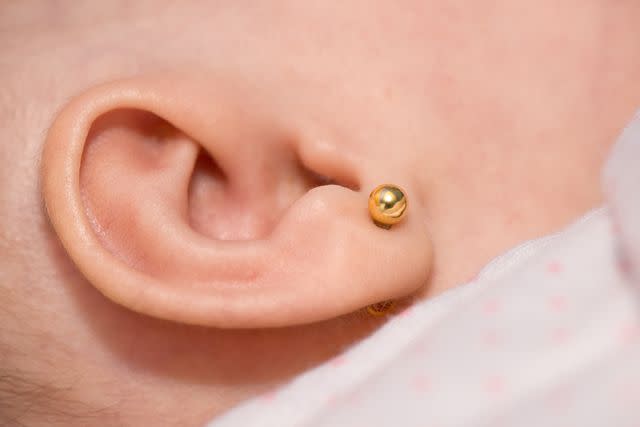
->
41, 74, 432, 328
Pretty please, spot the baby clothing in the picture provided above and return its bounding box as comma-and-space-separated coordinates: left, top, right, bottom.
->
209, 112, 640, 427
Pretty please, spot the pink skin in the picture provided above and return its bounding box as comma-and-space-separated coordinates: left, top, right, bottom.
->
2, 2, 640, 426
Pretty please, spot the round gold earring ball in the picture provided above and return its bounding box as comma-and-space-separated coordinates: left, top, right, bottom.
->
368, 184, 407, 229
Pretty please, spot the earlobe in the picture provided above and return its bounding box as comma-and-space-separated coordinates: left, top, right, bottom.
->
41, 74, 433, 328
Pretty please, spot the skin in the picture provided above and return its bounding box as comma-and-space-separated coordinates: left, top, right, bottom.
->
1, 1, 640, 426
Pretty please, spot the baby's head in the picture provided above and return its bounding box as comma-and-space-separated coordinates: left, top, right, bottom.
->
2, 2, 639, 425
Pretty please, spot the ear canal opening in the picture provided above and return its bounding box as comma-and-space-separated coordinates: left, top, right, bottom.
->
186, 148, 233, 239
186, 146, 358, 242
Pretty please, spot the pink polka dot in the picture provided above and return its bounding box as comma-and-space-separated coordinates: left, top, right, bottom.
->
483, 299, 501, 315
482, 330, 502, 347
411, 374, 431, 393
551, 327, 570, 344
485, 375, 506, 394
547, 261, 563, 274
413, 339, 430, 356
618, 252, 634, 276
398, 306, 415, 318
619, 323, 640, 345
260, 390, 278, 402
330, 356, 347, 367
547, 295, 568, 312
343, 391, 362, 406
326, 394, 341, 407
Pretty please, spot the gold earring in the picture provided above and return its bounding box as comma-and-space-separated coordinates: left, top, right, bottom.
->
366, 184, 407, 316
368, 184, 407, 229
366, 300, 397, 317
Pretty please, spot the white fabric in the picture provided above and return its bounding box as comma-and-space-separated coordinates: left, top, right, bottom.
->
208, 112, 640, 427
604, 110, 640, 284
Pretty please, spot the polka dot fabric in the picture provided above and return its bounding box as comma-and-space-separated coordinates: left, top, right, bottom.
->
604, 110, 640, 285
209, 112, 640, 427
